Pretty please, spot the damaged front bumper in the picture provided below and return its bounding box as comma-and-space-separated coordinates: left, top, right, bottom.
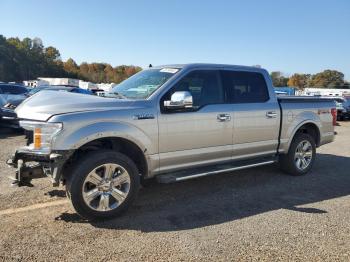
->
6, 149, 73, 187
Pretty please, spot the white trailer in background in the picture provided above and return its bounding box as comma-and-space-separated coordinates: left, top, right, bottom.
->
79, 80, 98, 90
300, 88, 350, 97
79, 81, 116, 92
23, 77, 116, 92
23, 79, 49, 87
37, 78, 80, 87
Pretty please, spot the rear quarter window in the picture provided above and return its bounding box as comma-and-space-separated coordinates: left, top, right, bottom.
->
220, 70, 269, 103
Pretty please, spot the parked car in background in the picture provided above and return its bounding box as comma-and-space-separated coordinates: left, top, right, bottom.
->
0, 83, 28, 102
0, 84, 29, 128
274, 87, 296, 96
7, 63, 336, 220
0, 96, 22, 128
334, 97, 350, 121
275, 90, 288, 96
27, 85, 93, 96
1, 85, 93, 128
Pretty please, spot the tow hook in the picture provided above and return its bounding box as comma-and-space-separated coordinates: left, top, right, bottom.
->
7, 158, 45, 187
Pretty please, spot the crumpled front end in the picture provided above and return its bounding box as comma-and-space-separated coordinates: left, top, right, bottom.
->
6, 147, 73, 187
6, 120, 73, 187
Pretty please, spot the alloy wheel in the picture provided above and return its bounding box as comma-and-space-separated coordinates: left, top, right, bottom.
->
294, 140, 313, 171
82, 163, 131, 211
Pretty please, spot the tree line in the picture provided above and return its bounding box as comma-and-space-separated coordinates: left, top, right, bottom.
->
0, 35, 348, 89
270, 70, 349, 90
0, 35, 141, 84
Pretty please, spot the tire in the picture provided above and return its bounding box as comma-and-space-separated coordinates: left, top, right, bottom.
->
66, 150, 140, 220
279, 133, 316, 176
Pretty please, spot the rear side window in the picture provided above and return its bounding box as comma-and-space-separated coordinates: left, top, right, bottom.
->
221, 71, 269, 103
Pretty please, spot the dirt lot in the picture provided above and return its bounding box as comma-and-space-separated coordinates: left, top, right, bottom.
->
0, 123, 350, 261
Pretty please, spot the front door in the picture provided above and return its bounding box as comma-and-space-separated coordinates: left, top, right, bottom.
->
158, 70, 233, 172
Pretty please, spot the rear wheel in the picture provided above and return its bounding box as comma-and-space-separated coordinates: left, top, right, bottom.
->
279, 133, 316, 176
66, 150, 140, 220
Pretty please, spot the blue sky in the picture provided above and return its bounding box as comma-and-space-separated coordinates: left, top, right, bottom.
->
1, 0, 349, 79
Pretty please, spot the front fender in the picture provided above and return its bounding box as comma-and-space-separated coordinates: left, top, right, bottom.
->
52, 121, 154, 154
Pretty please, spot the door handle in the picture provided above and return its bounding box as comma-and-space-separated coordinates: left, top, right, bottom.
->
217, 114, 231, 122
266, 111, 277, 118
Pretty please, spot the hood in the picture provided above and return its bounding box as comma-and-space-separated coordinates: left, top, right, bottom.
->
15, 90, 140, 121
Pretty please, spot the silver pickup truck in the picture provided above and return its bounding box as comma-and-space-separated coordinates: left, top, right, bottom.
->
7, 64, 336, 220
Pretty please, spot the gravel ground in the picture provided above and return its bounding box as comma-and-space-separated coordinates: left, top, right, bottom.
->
0, 123, 350, 261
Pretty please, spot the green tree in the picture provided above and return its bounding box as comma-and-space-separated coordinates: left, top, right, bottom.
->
45, 46, 61, 61
0, 35, 18, 81
0, 35, 141, 83
63, 58, 79, 77
309, 70, 345, 88
270, 71, 289, 87
287, 73, 311, 90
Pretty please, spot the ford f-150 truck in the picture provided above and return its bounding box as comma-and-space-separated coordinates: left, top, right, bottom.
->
7, 64, 336, 220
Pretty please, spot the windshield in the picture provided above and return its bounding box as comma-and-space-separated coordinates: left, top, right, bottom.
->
29, 86, 48, 95
343, 99, 350, 107
111, 68, 179, 99
334, 98, 344, 103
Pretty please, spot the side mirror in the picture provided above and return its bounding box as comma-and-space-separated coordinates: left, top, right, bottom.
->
164, 91, 193, 109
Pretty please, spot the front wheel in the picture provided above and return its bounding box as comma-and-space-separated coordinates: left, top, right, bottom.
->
66, 150, 140, 220
279, 133, 316, 176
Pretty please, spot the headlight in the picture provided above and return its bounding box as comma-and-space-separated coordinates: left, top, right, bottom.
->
20, 121, 63, 154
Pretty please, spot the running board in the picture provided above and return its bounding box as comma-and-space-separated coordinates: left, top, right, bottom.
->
156, 157, 277, 184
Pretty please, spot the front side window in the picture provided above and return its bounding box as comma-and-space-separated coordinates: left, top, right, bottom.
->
221, 71, 269, 103
163, 70, 224, 110
112, 68, 179, 99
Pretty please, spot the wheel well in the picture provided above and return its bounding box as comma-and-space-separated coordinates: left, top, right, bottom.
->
295, 123, 320, 146
63, 137, 148, 180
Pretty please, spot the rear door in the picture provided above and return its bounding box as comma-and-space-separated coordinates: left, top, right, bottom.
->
220, 70, 280, 159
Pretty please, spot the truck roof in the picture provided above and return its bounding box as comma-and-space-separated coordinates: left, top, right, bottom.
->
152, 63, 268, 73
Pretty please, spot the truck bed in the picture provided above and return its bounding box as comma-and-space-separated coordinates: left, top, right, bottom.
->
277, 96, 335, 153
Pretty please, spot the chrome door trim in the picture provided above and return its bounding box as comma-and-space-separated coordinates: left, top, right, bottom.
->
217, 113, 231, 122
266, 111, 278, 118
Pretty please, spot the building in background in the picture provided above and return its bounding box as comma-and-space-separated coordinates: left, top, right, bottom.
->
23, 79, 49, 87
23, 77, 116, 92
38, 78, 79, 87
